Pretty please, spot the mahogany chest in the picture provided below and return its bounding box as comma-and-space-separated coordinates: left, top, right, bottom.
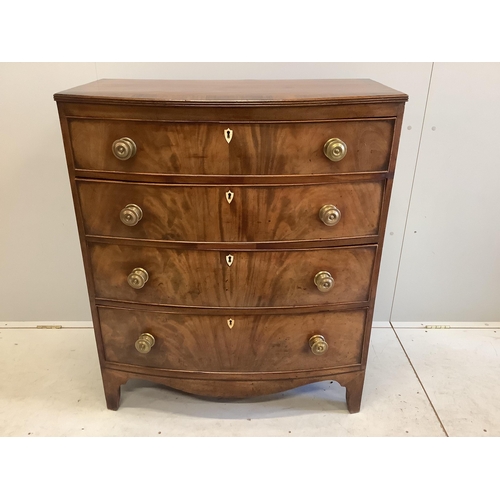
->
54, 79, 407, 412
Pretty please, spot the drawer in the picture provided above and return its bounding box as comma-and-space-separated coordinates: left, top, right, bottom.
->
98, 306, 367, 372
78, 180, 384, 243
69, 119, 394, 175
89, 243, 376, 308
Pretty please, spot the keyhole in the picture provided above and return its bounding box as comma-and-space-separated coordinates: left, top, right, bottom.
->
225, 190, 234, 204
224, 128, 233, 144
226, 254, 234, 266
227, 318, 234, 329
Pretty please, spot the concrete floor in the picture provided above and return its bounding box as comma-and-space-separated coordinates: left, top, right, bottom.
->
0, 325, 498, 437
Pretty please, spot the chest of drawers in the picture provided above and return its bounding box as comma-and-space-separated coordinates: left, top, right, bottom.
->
54, 79, 407, 413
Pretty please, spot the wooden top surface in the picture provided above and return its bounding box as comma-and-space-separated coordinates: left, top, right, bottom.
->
54, 79, 408, 106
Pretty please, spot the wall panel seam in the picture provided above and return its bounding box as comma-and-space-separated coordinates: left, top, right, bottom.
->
389, 62, 435, 321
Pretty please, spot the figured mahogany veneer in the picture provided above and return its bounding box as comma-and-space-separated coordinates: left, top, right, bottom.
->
99, 307, 366, 372
89, 244, 376, 308
55, 78, 407, 105
68, 118, 394, 175
54, 78, 407, 413
78, 180, 384, 243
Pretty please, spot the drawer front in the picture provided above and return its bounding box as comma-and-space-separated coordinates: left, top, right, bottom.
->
98, 307, 366, 372
69, 119, 394, 175
89, 244, 376, 308
78, 180, 384, 242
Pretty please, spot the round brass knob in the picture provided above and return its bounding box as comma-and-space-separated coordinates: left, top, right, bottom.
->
120, 204, 143, 226
127, 267, 149, 289
112, 137, 137, 160
323, 138, 347, 162
319, 205, 341, 226
309, 335, 328, 355
314, 271, 334, 292
135, 333, 155, 354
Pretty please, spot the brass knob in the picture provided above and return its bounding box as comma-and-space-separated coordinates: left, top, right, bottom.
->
309, 335, 328, 355
135, 333, 155, 354
120, 204, 143, 226
314, 271, 334, 292
112, 137, 137, 160
127, 267, 149, 289
319, 205, 341, 226
323, 138, 347, 162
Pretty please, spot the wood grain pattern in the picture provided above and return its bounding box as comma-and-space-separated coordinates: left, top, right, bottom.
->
89, 244, 376, 308
60, 101, 403, 122
101, 368, 129, 411
54, 78, 408, 412
54, 78, 408, 106
78, 179, 384, 243
359, 103, 406, 369
68, 119, 394, 175
87, 235, 379, 252
343, 370, 366, 413
101, 367, 365, 413
73, 169, 392, 185
98, 306, 366, 372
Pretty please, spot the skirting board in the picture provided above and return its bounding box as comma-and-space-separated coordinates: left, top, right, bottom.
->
391, 321, 500, 329
4, 321, 497, 330
0, 321, 94, 329
1, 320, 393, 329
372, 321, 391, 328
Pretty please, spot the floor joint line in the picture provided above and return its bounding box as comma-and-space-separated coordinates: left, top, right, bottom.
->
390, 323, 449, 437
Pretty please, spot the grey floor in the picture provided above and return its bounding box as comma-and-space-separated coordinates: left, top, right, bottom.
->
1, 325, 499, 437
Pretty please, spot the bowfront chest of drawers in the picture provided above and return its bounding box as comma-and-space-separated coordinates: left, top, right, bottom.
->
54, 79, 407, 412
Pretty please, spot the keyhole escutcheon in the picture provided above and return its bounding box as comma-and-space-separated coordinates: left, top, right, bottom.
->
224, 128, 233, 144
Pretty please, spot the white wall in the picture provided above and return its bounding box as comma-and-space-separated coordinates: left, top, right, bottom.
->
1, 62, 498, 321
0, 63, 96, 321
391, 63, 500, 321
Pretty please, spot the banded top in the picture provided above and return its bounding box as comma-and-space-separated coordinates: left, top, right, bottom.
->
54, 78, 408, 106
